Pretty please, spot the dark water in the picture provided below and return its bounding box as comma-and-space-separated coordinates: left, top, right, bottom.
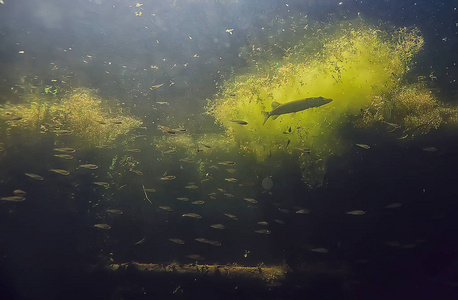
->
0, 0, 457, 299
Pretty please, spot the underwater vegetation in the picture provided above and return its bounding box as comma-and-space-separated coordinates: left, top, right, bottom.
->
206, 22, 458, 187
0, 88, 142, 148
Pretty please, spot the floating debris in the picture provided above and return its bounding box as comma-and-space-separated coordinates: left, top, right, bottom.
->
182, 213, 202, 219
25, 173, 44, 181
94, 224, 111, 230
49, 169, 70, 176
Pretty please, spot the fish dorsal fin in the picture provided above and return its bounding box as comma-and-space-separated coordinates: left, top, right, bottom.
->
271, 101, 281, 109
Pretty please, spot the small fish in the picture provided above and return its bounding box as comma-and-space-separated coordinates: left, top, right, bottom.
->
53, 129, 72, 135
79, 164, 98, 170
224, 213, 238, 220
156, 101, 169, 105
54, 147, 76, 153
257, 221, 269, 226
95, 145, 111, 149
161, 175, 176, 181
106, 209, 123, 214
158, 206, 173, 211
93, 182, 109, 188
54, 154, 73, 160
384, 203, 402, 209
195, 238, 221, 246
144, 188, 156, 192
230, 120, 248, 125
422, 147, 438, 152
310, 248, 329, 253
210, 224, 225, 229
346, 210, 366, 215
224, 193, 234, 198
254, 229, 271, 234
273, 219, 285, 225
94, 224, 111, 230
13, 190, 27, 196
134, 237, 146, 245
158, 125, 176, 134
150, 83, 164, 91
179, 158, 194, 162
244, 198, 257, 204
131, 170, 143, 176
50, 169, 70, 176
218, 161, 236, 166
226, 168, 237, 173
185, 184, 199, 189
176, 197, 189, 201
295, 209, 310, 214
1, 196, 25, 202
225, 178, 238, 183
127, 148, 141, 153
182, 213, 202, 219
24, 173, 44, 181
295, 147, 311, 153
355, 144, 370, 149
168, 238, 185, 245
186, 254, 204, 260
201, 143, 212, 149
191, 200, 205, 205
163, 149, 177, 154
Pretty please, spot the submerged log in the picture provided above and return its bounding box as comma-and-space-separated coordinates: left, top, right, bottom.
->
106, 262, 287, 287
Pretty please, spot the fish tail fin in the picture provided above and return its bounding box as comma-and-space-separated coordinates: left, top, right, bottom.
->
262, 112, 270, 126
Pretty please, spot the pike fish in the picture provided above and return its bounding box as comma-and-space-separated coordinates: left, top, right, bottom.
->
263, 97, 333, 125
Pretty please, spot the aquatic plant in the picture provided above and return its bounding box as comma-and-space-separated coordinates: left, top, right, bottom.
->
0, 88, 142, 148
206, 21, 455, 187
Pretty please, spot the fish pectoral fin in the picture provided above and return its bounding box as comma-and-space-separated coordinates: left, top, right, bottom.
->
271, 101, 281, 109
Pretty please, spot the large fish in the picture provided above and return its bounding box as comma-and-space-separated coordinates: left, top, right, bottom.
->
263, 96, 333, 125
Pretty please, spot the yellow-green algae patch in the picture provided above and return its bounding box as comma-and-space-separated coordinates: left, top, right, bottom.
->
0, 88, 142, 148
206, 23, 457, 187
